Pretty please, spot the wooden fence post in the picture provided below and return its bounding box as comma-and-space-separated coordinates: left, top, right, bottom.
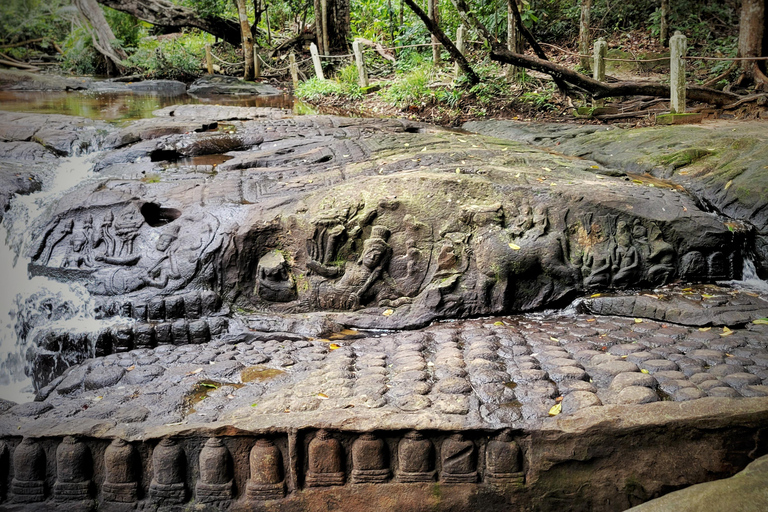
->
290, 53, 299, 88
310, 42, 325, 80
593, 37, 606, 108
352, 39, 368, 87
454, 25, 465, 78
254, 48, 261, 79
670, 31, 687, 113
205, 43, 214, 74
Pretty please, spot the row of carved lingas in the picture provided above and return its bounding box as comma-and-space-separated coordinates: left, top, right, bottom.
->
111, 317, 229, 352
2, 431, 523, 504
98, 290, 222, 322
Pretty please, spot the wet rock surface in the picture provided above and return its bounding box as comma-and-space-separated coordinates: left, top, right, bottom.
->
2, 106, 768, 511
463, 120, 768, 273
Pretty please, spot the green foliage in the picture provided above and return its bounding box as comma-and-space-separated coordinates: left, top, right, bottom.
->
519, 83, 557, 111
0, 0, 70, 44
124, 34, 204, 80
295, 64, 364, 101
380, 63, 434, 107
61, 26, 98, 75
295, 77, 347, 100
103, 7, 144, 49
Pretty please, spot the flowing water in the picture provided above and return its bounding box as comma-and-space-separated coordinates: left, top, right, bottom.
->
1, 87, 768, 405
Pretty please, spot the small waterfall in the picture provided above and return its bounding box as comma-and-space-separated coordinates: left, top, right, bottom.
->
737, 256, 768, 295
0, 153, 118, 403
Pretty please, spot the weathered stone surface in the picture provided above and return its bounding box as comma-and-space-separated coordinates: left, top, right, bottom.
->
627, 453, 768, 512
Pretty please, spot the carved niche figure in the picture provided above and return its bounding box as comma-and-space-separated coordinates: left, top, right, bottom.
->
246, 438, 285, 500
306, 430, 345, 487
309, 226, 405, 310
397, 431, 435, 482
38, 218, 74, 265
645, 222, 676, 285
149, 438, 186, 505
611, 220, 641, 288
485, 430, 524, 485
256, 250, 296, 302
92, 211, 116, 258
441, 434, 477, 483
102, 439, 139, 503
54, 436, 91, 502
196, 438, 233, 503
351, 433, 389, 483
680, 251, 707, 281
11, 438, 46, 503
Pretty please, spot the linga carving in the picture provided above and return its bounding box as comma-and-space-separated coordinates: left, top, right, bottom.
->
306, 429, 345, 487
397, 431, 436, 482
246, 438, 286, 500
149, 438, 186, 505
103, 438, 139, 503
351, 433, 389, 483
196, 437, 233, 503
11, 438, 46, 503
54, 436, 92, 502
485, 430, 525, 485
441, 434, 477, 483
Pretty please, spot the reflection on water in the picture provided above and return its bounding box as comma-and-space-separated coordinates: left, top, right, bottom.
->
0, 90, 304, 122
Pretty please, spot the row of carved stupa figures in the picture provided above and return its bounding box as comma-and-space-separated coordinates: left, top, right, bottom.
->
1, 430, 523, 504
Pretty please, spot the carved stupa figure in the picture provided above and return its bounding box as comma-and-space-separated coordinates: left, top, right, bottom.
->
246, 438, 286, 500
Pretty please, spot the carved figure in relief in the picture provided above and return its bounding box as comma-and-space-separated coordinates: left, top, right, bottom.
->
61, 227, 93, 269
351, 433, 389, 483
256, 250, 296, 302
309, 226, 405, 310
114, 207, 144, 257
611, 220, 640, 287
485, 430, 524, 485
38, 217, 74, 265
645, 222, 676, 285
397, 431, 435, 482
441, 434, 477, 483
11, 438, 45, 503
92, 211, 115, 258
196, 438, 233, 503
89, 224, 181, 295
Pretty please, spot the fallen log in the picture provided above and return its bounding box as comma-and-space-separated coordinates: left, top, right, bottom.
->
96, 0, 242, 46
491, 48, 741, 106
0, 58, 40, 71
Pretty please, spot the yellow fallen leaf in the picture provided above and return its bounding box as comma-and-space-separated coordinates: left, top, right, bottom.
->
501, 147, 508, 151
720, 326, 734, 337
591, 165, 599, 169
493, 321, 505, 326
548, 403, 562, 416
317, 393, 329, 400
383, 309, 394, 316
421, 147, 427, 152
550, 182, 557, 186
634, 318, 643, 323
550, 336, 559, 342
586, 318, 596, 322
543, 167, 552, 172
591, 293, 602, 298
329, 343, 341, 350
752, 318, 768, 325
458, 138, 467, 143
187, 368, 203, 375
724, 179, 733, 190
640, 369, 650, 374
698, 327, 711, 331
701, 293, 715, 299
404, 143, 410, 147
508, 242, 521, 250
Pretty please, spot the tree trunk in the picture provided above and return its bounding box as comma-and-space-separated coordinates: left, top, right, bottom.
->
579, 0, 591, 70
506, 0, 523, 80
428, 0, 441, 64
737, 0, 768, 86
404, 0, 478, 84
314, 0, 324, 54
326, 0, 351, 52
660, 0, 669, 46
75, 0, 127, 74
96, 0, 242, 46
235, 0, 255, 80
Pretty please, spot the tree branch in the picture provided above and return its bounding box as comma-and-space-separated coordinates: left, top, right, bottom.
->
491, 48, 742, 105
404, 0, 479, 84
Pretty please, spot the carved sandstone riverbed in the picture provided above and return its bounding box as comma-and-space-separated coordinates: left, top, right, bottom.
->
1, 106, 768, 511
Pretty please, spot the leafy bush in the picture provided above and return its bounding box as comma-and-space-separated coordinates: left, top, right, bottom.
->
0, 0, 70, 45
124, 34, 204, 80
295, 77, 347, 100
380, 63, 434, 106
61, 26, 98, 75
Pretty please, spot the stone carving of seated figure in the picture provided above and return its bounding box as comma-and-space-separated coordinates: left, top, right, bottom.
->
308, 225, 406, 310
256, 250, 296, 302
